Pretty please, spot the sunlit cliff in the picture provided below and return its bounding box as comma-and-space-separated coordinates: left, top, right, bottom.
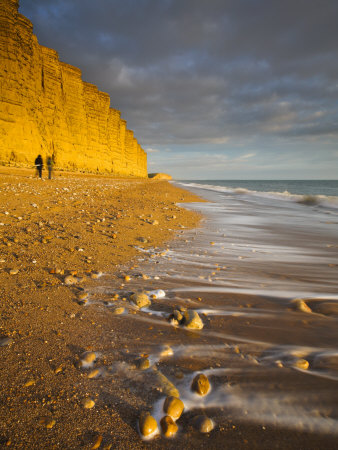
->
0, 0, 147, 176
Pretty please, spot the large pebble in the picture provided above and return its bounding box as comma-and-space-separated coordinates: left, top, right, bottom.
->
160, 416, 178, 438
191, 373, 210, 396
130, 293, 151, 308
193, 415, 214, 433
163, 396, 184, 421
139, 412, 158, 438
183, 310, 204, 329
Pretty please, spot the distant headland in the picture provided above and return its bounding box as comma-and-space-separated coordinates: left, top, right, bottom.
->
0, 0, 147, 176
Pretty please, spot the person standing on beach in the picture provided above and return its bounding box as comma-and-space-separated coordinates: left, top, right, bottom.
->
47, 156, 53, 179
34, 154, 43, 178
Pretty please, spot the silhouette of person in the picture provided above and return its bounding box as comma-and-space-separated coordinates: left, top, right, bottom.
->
47, 156, 53, 179
34, 154, 43, 178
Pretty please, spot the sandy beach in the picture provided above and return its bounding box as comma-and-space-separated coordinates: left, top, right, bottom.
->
1, 168, 337, 449
0, 167, 203, 449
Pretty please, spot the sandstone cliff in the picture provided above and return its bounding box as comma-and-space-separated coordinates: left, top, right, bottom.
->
0, 0, 147, 176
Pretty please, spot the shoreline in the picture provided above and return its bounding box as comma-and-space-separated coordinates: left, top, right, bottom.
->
0, 167, 204, 449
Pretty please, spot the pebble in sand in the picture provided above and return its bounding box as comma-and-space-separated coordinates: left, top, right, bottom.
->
130, 292, 151, 308
163, 396, 184, 421
139, 412, 158, 438
160, 416, 178, 438
193, 415, 214, 433
82, 398, 95, 409
191, 373, 210, 396
112, 306, 125, 315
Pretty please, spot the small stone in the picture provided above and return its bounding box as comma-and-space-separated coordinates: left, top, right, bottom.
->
64, 275, 78, 285
159, 345, 173, 358
191, 373, 210, 396
81, 351, 96, 365
193, 415, 214, 433
9, 269, 19, 275
183, 310, 204, 329
91, 435, 103, 449
24, 379, 36, 387
151, 220, 159, 225
88, 369, 100, 379
139, 412, 158, 437
91, 271, 102, 279
130, 292, 151, 308
293, 299, 312, 313
138, 237, 148, 243
124, 275, 131, 282
136, 357, 150, 370
45, 419, 56, 429
112, 307, 125, 315
82, 398, 95, 409
54, 366, 63, 374
294, 358, 309, 370
163, 396, 184, 421
77, 292, 89, 301
160, 415, 178, 438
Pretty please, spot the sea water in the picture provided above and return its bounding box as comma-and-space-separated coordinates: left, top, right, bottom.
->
93, 179, 338, 442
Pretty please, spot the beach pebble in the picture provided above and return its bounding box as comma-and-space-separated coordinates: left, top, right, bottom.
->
294, 359, 309, 370
163, 396, 184, 421
64, 275, 78, 285
91, 435, 103, 449
91, 271, 103, 279
153, 368, 180, 397
130, 292, 151, 308
24, 379, 36, 387
87, 369, 100, 379
148, 289, 166, 299
112, 307, 125, 315
82, 398, 95, 409
159, 345, 174, 358
151, 220, 159, 226
81, 351, 96, 367
136, 357, 150, 370
77, 292, 89, 301
293, 299, 312, 313
183, 310, 204, 329
0, 336, 13, 347
191, 373, 210, 396
139, 412, 158, 438
124, 275, 131, 282
160, 416, 178, 438
9, 269, 19, 275
45, 419, 56, 429
193, 415, 214, 433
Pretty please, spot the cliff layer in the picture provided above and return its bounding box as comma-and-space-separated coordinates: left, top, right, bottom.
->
0, 0, 147, 176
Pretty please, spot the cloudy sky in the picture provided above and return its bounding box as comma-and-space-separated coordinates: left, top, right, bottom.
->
20, 0, 338, 179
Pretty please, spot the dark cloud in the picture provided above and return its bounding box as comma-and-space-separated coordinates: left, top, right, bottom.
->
19, 0, 338, 176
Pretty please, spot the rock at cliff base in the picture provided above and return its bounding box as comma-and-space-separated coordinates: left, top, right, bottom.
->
148, 173, 172, 180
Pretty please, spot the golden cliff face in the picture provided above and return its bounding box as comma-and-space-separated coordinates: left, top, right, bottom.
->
0, 0, 147, 176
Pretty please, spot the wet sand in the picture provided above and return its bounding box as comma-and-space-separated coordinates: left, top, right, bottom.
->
1, 168, 337, 449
